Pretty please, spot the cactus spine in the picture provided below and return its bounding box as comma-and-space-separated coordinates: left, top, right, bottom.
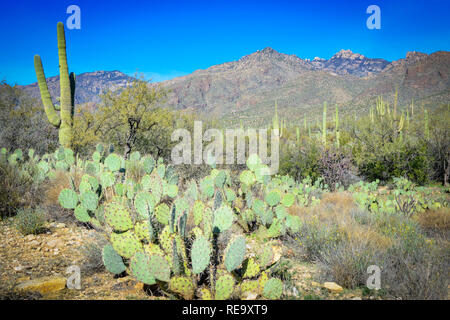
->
34, 22, 75, 148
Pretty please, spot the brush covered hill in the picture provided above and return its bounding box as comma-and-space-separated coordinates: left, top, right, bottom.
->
21, 48, 450, 126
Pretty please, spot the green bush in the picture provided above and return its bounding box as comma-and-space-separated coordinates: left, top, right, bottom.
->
13, 207, 47, 235
279, 140, 320, 183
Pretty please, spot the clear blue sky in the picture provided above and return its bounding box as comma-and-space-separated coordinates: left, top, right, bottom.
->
1, 0, 449, 85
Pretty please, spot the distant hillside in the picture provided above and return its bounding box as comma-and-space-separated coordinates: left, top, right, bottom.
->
21, 71, 135, 105
22, 48, 450, 126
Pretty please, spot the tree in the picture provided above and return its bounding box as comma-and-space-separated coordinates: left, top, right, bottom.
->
96, 78, 168, 159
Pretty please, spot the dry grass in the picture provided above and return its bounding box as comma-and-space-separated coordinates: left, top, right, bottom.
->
44, 169, 83, 206
416, 208, 450, 232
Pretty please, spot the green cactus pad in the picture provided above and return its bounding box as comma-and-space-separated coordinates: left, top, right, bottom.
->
104, 153, 121, 172
134, 220, 152, 241
281, 193, 295, 207
224, 236, 246, 272
215, 273, 235, 300
85, 161, 100, 175
260, 209, 274, 226
155, 203, 170, 225
191, 235, 211, 274
129, 151, 141, 162
275, 205, 287, 219
265, 190, 281, 207
193, 200, 205, 226
130, 251, 156, 285
159, 226, 173, 254
104, 202, 133, 231
80, 190, 98, 211
148, 174, 163, 203
262, 278, 283, 299
213, 205, 235, 233
148, 254, 171, 282
102, 244, 126, 275
242, 258, 260, 279
169, 276, 195, 300
239, 170, 256, 186
246, 153, 262, 172
156, 163, 165, 179
214, 170, 226, 188
74, 205, 91, 223
114, 183, 125, 196
241, 280, 260, 295
79, 180, 91, 194
252, 199, 266, 216
267, 218, 283, 238
92, 151, 101, 163
100, 171, 115, 188
110, 231, 142, 259
202, 207, 213, 239
58, 188, 78, 209
213, 190, 223, 210
134, 191, 156, 218
185, 180, 199, 201
165, 184, 178, 198
225, 188, 236, 202
259, 246, 274, 268
200, 176, 215, 198
142, 155, 155, 174
254, 165, 271, 184
285, 215, 302, 233
243, 209, 256, 223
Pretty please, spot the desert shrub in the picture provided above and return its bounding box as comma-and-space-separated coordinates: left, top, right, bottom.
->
349, 111, 430, 184
416, 208, 450, 238
295, 220, 343, 261
0, 157, 43, 217
426, 105, 450, 185
379, 238, 449, 299
279, 140, 320, 183
316, 240, 377, 289
0, 82, 58, 155
79, 233, 108, 274
318, 148, 354, 190
13, 207, 47, 235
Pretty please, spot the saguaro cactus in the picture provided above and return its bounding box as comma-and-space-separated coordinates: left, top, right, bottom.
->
34, 22, 75, 148
335, 105, 339, 148
322, 102, 327, 145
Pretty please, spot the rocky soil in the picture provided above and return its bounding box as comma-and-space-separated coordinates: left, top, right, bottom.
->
0, 219, 365, 300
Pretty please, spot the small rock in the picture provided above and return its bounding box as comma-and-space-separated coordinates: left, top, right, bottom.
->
14, 266, 24, 272
352, 297, 362, 300
29, 240, 40, 246
323, 282, 343, 293
15, 276, 66, 295
242, 292, 258, 300
47, 239, 63, 248
57, 223, 66, 228
25, 234, 36, 241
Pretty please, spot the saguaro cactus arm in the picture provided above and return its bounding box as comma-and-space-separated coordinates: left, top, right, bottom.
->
34, 55, 61, 127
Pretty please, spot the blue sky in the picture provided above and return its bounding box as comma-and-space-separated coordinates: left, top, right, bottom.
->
1, 0, 449, 85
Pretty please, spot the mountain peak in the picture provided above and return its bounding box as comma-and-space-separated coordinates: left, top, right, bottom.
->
332, 49, 366, 60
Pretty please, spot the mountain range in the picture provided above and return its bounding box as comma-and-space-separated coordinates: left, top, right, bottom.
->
22, 48, 450, 126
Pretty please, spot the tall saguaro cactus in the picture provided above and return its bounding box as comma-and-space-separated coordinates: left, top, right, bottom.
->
322, 102, 327, 146
34, 22, 75, 148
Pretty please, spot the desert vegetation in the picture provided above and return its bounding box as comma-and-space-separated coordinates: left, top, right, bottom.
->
0, 22, 449, 300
